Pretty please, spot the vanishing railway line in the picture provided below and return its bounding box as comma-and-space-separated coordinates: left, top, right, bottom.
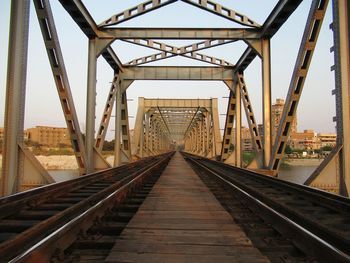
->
0, 152, 174, 262
183, 152, 350, 263
0, 152, 349, 262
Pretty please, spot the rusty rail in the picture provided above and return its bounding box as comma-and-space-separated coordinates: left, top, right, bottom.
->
0, 152, 174, 262
183, 152, 350, 263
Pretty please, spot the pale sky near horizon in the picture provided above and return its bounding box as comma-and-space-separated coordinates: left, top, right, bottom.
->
0, 0, 337, 141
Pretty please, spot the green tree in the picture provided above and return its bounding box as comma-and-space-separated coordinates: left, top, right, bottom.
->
103, 140, 115, 151
284, 144, 292, 154
321, 145, 333, 152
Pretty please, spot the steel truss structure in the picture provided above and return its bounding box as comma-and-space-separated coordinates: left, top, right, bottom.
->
1, 0, 349, 196
132, 98, 221, 159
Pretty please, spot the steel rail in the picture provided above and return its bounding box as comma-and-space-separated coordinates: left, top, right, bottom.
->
183, 152, 350, 262
10, 152, 173, 263
0, 154, 160, 218
0, 152, 174, 262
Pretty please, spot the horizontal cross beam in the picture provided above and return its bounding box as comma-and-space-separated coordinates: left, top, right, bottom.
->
144, 98, 215, 108
101, 28, 260, 40
120, 67, 234, 83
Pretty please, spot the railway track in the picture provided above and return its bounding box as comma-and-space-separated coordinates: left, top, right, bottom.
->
183, 152, 350, 263
0, 152, 174, 262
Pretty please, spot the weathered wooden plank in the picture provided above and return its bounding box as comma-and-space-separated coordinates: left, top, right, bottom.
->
106, 152, 268, 263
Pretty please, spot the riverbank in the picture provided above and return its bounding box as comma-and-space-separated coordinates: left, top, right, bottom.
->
284, 158, 324, 166
0, 154, 114, 170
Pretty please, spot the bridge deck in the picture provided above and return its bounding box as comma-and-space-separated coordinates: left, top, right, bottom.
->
106, 152, 268, 263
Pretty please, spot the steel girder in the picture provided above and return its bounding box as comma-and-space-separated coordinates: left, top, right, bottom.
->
304, 0, 349, 196
221, 89, 236, 163
95, 75, 119, 151
120, 67, 234, 83
238, 74, 263, 166
99, 0, 260, 28
125, 39, 234, 67
235, 0, 304, 72
1, 0, 55, 196
269, 0, 329, 172
33, 0, 87, 173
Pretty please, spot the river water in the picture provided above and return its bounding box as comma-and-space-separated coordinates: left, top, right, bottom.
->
48, 165, 318, 185
278, 166, 317, 184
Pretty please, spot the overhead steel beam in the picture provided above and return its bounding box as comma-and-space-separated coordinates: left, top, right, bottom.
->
124, 39, 235, 54
99, 0, 177, 27
120, 66, 234, 81
58, 0, 123, 72
234, 0, 304, 72
58, 0, 98, 37
102, 47, 124, 73
181, 0, 260, 27
125, 39, 234, 67
101, 28, 260, 40
100, 0, 260, 28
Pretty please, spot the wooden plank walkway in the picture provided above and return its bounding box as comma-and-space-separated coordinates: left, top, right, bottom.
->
106, 152, 269, 263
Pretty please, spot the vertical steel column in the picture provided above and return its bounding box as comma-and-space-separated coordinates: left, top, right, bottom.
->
262, 38, 272, 168
334, 0, 350, 195
235, 80, 242, 167
114, 85, 122, 166
86, 39, 97, 173
211, 98, 222, 157
140, 114, 145, 158
1, 0, 30, 195
145, 112, 150, 156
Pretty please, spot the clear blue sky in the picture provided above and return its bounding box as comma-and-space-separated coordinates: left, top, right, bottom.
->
0, 0, 336, 141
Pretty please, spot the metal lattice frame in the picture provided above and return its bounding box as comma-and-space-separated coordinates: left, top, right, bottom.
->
269, 0, 329, 172
3, 0, 349, 196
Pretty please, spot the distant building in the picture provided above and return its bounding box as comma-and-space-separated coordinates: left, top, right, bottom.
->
233, 126, 253, 152
272, 98, 297, 139
290, 129, 319, 150
318, 133, 336, 148
0, 127, 29, 141
27, 126, 70, 147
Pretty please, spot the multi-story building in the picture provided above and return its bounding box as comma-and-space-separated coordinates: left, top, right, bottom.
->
289, 129, 320, 150
0, 128, 29, 141
318, 133, 336, 148
27, 126, 70, 147
272, 98, 297, 139
232, 126, 253, 152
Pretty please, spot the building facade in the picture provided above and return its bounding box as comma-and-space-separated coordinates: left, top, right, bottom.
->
27, 126, 70, 147
0, 127, 29, 141
318, 133, 337, 148
272, 98, 297, 140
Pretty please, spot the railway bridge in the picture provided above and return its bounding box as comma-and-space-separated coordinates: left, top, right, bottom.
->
1, 0, 350, 262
